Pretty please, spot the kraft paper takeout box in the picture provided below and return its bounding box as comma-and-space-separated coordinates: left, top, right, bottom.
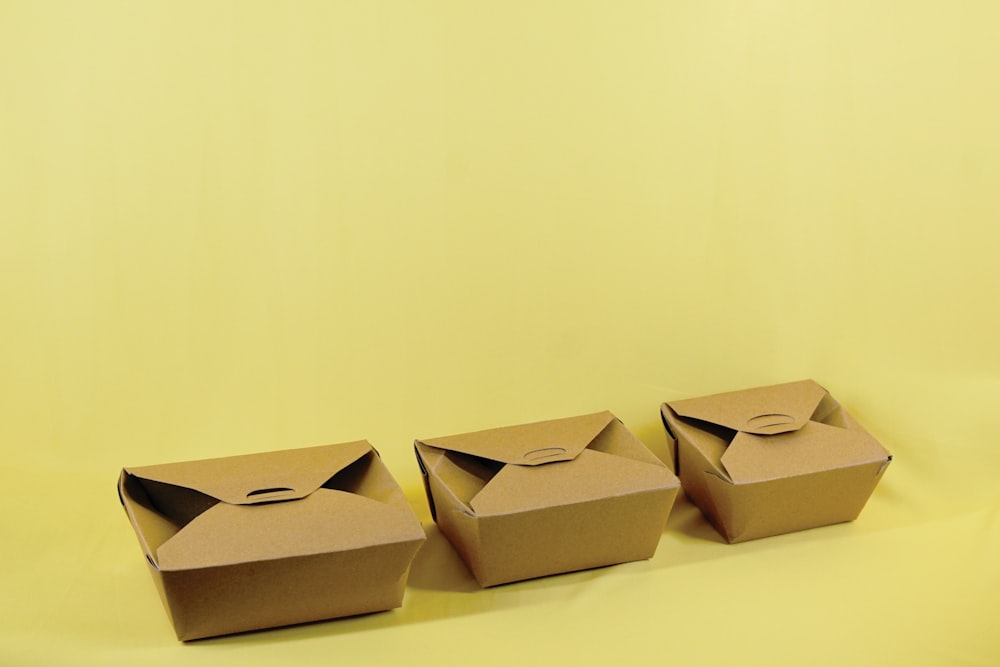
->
414, 411, 680, 587
660, 380, 892, 543
118, 441, 426, 640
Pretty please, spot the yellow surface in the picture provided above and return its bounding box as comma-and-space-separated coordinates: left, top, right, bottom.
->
2, 2, 998, 665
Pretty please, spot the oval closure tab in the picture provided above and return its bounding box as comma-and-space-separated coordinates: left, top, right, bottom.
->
744, 413, 800, 435
517, 447, 569, 463
244, 487, 298, 503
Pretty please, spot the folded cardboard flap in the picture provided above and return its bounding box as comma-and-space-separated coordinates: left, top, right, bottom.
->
659, 407, 730, 477
669, 379, 828, 435
812, 391, 848, 427
155, 490, 421, 570
321, 448, 410, 506
665, 380, 890, 482
121, 442, 422, 570
587, 416, 670, 467
125, 440, 373, 505
123, 474, 217, 529
719, 421, 888, 483
469, 448, 676, 514
433, 450, 500, 512
419, 411, 616, 465
416, 413, 675, 517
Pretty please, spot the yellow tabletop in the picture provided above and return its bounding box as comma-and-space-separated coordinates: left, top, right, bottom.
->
2, 2, 997, 665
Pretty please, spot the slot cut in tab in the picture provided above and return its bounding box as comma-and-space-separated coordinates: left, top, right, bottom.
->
246, 487, 295, 498
522, 447, 567, 461
745, 413, 796, 433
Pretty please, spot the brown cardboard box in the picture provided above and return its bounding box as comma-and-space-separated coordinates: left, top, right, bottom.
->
118, 441, 426, 640
414, 411, 680, 587
660, 379, 892, 543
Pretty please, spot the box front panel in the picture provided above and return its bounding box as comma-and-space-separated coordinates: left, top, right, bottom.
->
705, 460, 890, 543
160, 543, 419, 640
475, 489, 676, 586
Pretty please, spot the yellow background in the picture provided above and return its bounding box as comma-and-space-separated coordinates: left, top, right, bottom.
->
2, 1, 998, 665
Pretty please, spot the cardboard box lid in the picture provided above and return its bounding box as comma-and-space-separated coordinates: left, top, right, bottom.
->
666, 380, 889, 483
126, 440, 373, 505
669, 379, 828, 436
121, 441, 425, 570
419, 411, 614, 466
416, 411, 677, 515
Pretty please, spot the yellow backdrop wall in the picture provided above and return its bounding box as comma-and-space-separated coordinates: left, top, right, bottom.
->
2, 2, 997, 665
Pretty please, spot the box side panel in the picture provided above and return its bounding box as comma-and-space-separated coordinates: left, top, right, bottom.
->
674, 433, 733, 542
160, 541, 422, 641
658, 405, 679, 473
119, 471, 189, 560
661, 406, 731, 478
143, 562, 183, 639
475, 488, 678, 587
423, 472, 485, 583
705, 460, 890, 543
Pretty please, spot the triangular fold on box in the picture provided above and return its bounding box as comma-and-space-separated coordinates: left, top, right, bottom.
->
126, 440, 373, 505
669, 379, 828, 435
156, 489, 425, 570
586, 418, 667, 467
419, 411, 615, 466
720, 420, 891, 483
469, 448, 674, 515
